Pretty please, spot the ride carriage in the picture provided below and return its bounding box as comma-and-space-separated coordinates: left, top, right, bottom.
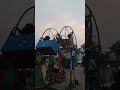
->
36, 28, 66, 84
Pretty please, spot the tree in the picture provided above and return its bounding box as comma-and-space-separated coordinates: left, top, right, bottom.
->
109, 41, 120, 60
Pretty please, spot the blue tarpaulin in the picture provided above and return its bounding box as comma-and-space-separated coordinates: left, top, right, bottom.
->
36, 40, 59, 55
1, 33, 35, 53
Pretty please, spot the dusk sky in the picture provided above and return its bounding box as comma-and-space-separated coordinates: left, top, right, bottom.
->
35, 0, 85, 48
86, 0, 120, 52
0, 0, 34, 54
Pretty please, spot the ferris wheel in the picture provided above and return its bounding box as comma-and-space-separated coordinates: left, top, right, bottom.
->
40, 28, 60, 41
36, 28, 66, 89
60, 26, 77, 49
85, 4, 102, 90
59, 26, 79, 89
85, 4, 101, 52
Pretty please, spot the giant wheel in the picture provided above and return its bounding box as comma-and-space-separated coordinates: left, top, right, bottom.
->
40, 28, 59, 41
59, 26, 79, 89
59, 26, 78, 67
36, 28, 66, 89
85, 4, 102, 90
85, 4, 101, 52
60, 26, 77, 49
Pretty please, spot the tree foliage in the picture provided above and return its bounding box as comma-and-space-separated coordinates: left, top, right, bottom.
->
109, 41, 120, 59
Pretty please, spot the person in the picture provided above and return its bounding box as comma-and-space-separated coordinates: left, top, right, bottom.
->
43, 36, 50, 40
19, 23, 35, 34
68, 32, 73, 38
35, 54, 45, 88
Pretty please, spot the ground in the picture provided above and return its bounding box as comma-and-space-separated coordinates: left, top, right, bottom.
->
39, 64, 85, 90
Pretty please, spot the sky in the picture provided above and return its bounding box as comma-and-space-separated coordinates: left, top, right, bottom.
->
0, 0, 119, 54
86, 0, 120, 52
35, 0, 85, 48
